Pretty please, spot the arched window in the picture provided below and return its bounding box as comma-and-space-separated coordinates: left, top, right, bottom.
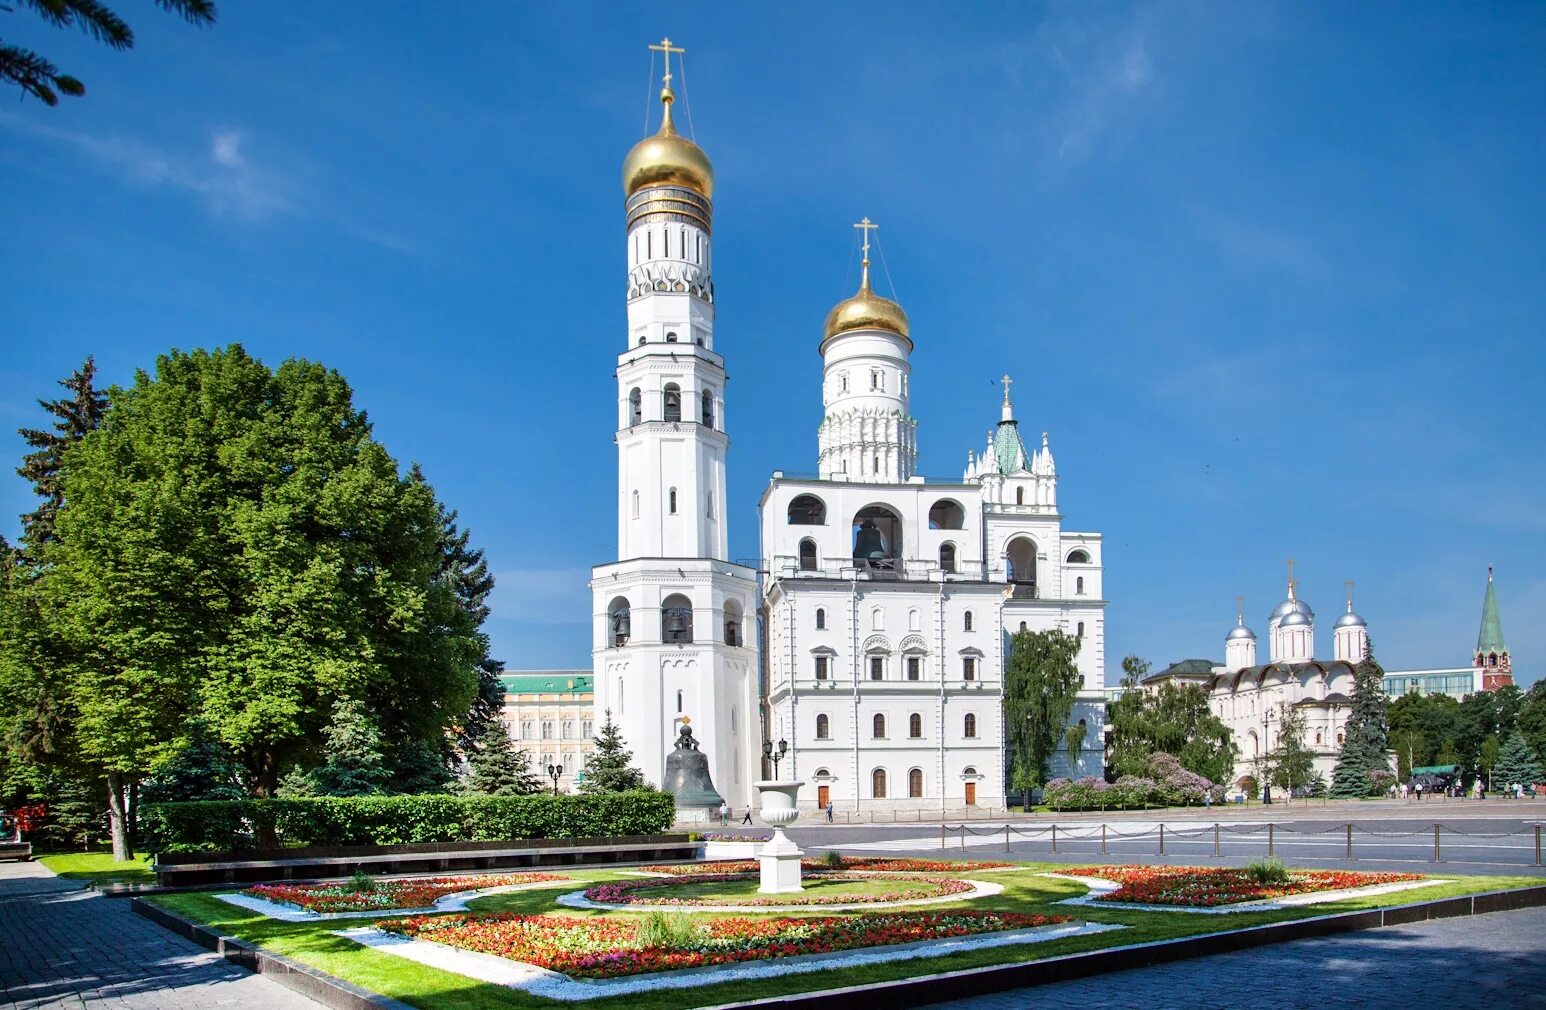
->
939, 542, 957, 573
1066, 549, 1090, 564
661, 593, 693, 644
1076, 576, 1085, 595
663, 383, 682, 421
631, 490, 640, 519
608, 596, 631, 647
815, 607, 826, 630
928, 499, 965, 530
701, 389, 715, 429
706, 490, 714, 519
872, 768, 888, 798
1315, 730, 1323, 745
1337, 732, 1344, 746
1016, 487, 1025, 505
852, 505, 903, 570
1019, 621, 1028, 632
675, 690, 683, 713
908, 768, 924, 798
788, 495, 826, 525
799, 538, 818, 571
963, 766, 977, 777
964, 611, 974, 632
908, 609, 921, 632
1077, 621, 1085, 638
1006, 537, 1037, 587
964, 713, 977, 738
723, 599, 743, 646
872, 608, 884, 631
617, 678, 624, 713
840, 372, 849, 393
816, 714, 830, 739
873, 713, 886, 738
665, 330, 678, 343
909, 713, 922, 738
668, 487, 677, 514
629, 387, 642, 425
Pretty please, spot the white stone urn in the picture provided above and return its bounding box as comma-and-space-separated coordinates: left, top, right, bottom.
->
754, 780, 804, 894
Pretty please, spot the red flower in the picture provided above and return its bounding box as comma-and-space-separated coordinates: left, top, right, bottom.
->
1062, 865, 1422, 907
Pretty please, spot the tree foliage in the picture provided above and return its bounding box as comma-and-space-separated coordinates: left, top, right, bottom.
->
1107, 656, 1235, 784
1265, 702, 1315, 794
1, 0, 216, 106
1003, 628, 1082, 790
16, 356, 108, 557
579, 710, 648, 794
1493, 732, 1544, 789
1330, 655, 1392, 797
281, 699, 391, 798
465, 718, 542, 797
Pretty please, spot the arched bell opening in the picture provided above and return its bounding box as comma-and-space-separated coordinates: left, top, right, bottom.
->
608, 596, 632, 648
852, 504, 903, 573
661, 593, 694, 644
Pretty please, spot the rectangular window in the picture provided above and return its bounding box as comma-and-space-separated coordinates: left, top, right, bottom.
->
869, 656, 884, 680
907, 656, 921, 681
963, 657, 976, 681
815, 656, 829, 680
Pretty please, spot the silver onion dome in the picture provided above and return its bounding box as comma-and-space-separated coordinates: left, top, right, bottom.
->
1270, 597, 1313, 622
1226, 624, 1257, 641
1280, 609, 1312, 628
1334, 610, 1367, 629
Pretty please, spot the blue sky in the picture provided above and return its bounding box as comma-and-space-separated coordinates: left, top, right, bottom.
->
3, 3, 1542, 685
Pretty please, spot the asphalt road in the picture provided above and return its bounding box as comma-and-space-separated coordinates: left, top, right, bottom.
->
713, 806, 1546, 875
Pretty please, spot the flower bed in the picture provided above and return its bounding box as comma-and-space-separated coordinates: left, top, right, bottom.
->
379, 910, 1071, 978
584, 871, 973, 907
1065, 865, 1422, 907
242, 873, 570, 913
641, 857, 1012, 876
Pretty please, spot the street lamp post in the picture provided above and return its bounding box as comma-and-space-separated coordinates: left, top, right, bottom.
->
546, 764, 562, 796
763, 738, 789, 779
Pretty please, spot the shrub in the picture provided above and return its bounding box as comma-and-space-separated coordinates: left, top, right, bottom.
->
141, 791, 676, 854
819, 849, 845, 869
1245, 856, 1289, 884
634, 910, 703, 948
346, 870, 377, 893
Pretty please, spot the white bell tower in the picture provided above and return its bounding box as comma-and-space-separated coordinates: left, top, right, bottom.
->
590, 40, 757, 809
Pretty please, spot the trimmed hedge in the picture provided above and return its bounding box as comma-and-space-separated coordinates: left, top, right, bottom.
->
141, 791, 677, 854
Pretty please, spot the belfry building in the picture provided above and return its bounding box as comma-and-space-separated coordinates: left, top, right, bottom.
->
588, 42, 1105, 815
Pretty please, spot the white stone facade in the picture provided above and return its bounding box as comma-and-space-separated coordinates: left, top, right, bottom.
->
762, 363, 1107, 814
589, 93, 758, 810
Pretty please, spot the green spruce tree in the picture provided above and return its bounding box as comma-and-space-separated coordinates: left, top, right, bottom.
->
579, 709, 648, 794
293, 699, 391, 797
1330, 654, 1392, 797
142, 718, 245, 803
1493, 732, 1544, 790
465, 718, 541, 796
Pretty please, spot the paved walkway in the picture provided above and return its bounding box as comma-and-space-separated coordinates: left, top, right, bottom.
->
925, 905, 1546, 1009
0, 859, 320, 1010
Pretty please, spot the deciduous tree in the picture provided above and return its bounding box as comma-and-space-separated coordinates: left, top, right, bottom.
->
1003, 628, 1081, 790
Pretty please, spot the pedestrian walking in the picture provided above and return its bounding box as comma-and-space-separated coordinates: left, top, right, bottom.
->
718, 802, 729, 826
741, 807, 754, 825
1415, 780, 1424, 801
826, 800, 834, 822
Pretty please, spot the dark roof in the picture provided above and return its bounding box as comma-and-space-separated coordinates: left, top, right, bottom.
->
1144, 658, 1219, 682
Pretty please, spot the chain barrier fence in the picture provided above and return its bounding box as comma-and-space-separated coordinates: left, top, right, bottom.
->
937, 820, 1546, 866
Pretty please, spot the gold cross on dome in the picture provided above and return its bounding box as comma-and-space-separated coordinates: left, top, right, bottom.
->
854, 216, 878, 263
649, 37, 685, 87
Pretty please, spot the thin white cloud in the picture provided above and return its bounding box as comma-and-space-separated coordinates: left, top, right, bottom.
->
0, 112, 296, 221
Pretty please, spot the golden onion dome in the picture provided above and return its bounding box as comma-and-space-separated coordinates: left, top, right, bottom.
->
622, 87, 714, 199
822, 269, 911, 346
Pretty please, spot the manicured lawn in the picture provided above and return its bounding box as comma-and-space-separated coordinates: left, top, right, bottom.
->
38, 851, 155, 885
147, 862, 1542, 1010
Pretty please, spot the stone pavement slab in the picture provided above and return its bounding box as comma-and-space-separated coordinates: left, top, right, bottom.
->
0, 858, 321, 1010
924, 905, 1546, 1009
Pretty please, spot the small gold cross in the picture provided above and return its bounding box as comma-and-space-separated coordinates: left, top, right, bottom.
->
649, 37, 686, 88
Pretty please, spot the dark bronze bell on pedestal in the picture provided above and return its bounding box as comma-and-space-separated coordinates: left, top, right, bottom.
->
663, 725, 725, 809
853, 519, 886, 561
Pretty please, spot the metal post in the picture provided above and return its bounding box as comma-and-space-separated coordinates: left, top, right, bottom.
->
1101, 822, 1107, 854
961, 825, 966, 851
1433, 823, 1441, 863
940, 823, 946, 851
1214, 822, 1221, 858
1051, 823, 1058, 854
1268, 823, 1275, 858
1346, 823, 1353, 861
1159, 823, 1165, 856
1005, 823, 1011, 852
1536, 825, 1541, 867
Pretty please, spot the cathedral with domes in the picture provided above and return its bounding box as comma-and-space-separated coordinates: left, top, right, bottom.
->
587, 41, 1104, 816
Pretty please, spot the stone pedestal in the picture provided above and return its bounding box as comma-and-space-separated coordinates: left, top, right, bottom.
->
754, 780, 804, 894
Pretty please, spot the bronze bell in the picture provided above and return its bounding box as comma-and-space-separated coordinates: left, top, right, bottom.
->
663, 726, 725, 809
665, 611, 688, 636
853, 519, 886, 560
